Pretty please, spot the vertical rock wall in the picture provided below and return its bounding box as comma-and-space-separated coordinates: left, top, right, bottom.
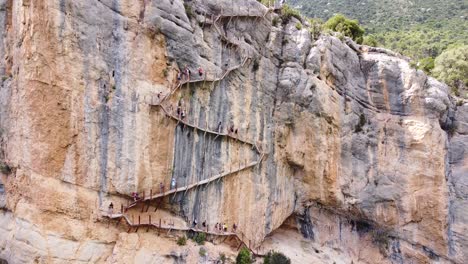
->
0, 0, 466, 263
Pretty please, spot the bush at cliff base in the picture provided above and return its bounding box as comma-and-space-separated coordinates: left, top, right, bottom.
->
236, 247, 252, 264
263, 251, 291, 264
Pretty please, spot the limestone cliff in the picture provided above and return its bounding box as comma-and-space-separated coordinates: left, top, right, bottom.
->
0, 0, 466, 263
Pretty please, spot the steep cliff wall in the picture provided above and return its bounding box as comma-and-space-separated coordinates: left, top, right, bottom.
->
0, 0, 466, 263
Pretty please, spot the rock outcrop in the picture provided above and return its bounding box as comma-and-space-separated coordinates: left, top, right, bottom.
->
0, 0, 466, 263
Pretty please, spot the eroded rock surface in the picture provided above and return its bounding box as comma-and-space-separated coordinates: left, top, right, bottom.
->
0, 0, 466, 263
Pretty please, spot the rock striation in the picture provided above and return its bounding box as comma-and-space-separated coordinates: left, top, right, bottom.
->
0, 0, 466, 263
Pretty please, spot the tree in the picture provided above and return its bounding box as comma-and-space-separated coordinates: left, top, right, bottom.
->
263, 251, 291, 264
236, 247, 252, 264
324, 14, 365, 43
432, 45, 468, 97
417, 57, 435, 74
363, 35, 378, 47
308, 18, 324, 40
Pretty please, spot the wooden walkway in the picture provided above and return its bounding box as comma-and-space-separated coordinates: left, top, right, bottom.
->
126, 153, 264, 210
103, 211, 266, 256
138, 8, 267, 212
156, 103, 259, 150
107, 212, 236, 236
155, 56, 250, 105
114, 10, 275, 255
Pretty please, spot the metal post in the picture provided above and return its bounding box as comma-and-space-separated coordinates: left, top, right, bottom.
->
139, 215, 141, 225
149, 215, 151, 225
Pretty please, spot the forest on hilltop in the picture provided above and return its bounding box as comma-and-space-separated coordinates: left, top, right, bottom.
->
288, 0, 467, 97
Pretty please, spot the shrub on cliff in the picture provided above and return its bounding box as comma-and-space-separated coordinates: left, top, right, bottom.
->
281, 5, 302, 24
433, 45, 468, 98
219, 253, 227, 263
354, 113, 366, 133
263, 251, 291, 264
176, 236, 187, 246
308, 18, 323, 40
193, 232, 206, 245
236, 247, 252, 264
0, 161, 11, 175
184, 3, 194, 19
363, 35, 378, 47
324, 14, 365, 44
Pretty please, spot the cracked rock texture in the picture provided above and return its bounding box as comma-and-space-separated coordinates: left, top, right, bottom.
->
0, 0, 466, 263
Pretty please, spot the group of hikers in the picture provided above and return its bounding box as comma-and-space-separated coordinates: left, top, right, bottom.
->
107, 200, 240, 235
177, 65, 204, 83
192, 219, 238, 233
106, 62, 241, 234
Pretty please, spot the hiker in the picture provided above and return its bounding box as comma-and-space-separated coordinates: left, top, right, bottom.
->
223, 223, 227, 232
229, 125, 234, 134
183, 65, 191, 81
181, 109, 186, 120
157, 92, 162, 99
193, 219, 198, 228
233, 223, 237, 232
171, 178, 176, 190
132, 192, 137, 202
234, 128, 238, 135
177, 71, 182, 81
159, 182, 165, 194
202, 221, 206, 229
108, 202, 114, 216
215, 223, 219, 231
198, 67, 203, 77
176, 106, 181, 118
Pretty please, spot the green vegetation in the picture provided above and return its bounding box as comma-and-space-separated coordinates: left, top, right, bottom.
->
272, 17, 279, 27
417, 57, 436, 74
289, 0, 467, 97
432, 45, 468, 97
184, 3, 194, 18
371, 229, 391, 255
252, 59, 260, 72
199, 247, 207, 257
324, 14, 365, 44
236, 247, 252, 264
176, 236, 187, 246
362, 35, 378, 47
219, 253, 227, 264
295, 22, 302, 30
280, 4, 302, 24
355, 113, 366, 133
263, 251, 291, 264
193, 232, 206, 245
308, 18, 323, 40
0, 161, 11, 175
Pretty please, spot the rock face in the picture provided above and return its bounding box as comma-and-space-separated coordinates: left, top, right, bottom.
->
0, 0, 466, 263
